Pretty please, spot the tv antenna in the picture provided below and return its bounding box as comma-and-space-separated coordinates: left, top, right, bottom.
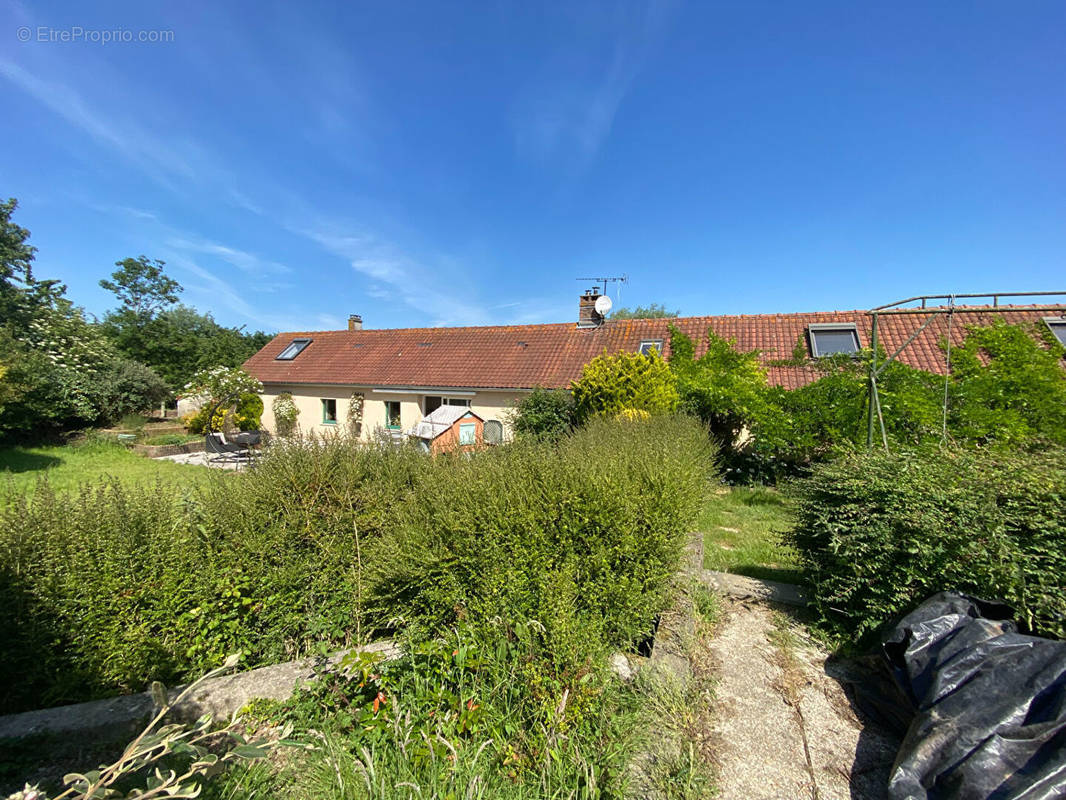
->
576, 274, 629, 299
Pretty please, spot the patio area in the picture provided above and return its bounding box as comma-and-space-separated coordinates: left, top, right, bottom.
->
155, 451, 253, 471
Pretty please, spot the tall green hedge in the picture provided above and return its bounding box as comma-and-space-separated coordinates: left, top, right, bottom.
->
0, 416, 715, 713
786, 445, 1066, 642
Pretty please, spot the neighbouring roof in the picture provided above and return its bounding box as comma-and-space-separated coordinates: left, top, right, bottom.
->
408, 405, 482, 440
244, 306, 1064, 392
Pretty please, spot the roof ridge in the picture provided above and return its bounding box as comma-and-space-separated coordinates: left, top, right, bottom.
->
264, 304, 1066, 340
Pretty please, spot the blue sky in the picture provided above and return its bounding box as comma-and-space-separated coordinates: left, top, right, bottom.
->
2, 1, 1064, 333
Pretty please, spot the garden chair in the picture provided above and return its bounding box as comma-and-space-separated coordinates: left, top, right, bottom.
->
204, 432, 254, 465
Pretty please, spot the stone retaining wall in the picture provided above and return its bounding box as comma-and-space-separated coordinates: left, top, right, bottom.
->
0, 640, 400, 741
130, 440, 205, 458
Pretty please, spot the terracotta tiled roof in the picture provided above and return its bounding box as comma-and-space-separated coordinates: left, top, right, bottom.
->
244, 306, 1063, 391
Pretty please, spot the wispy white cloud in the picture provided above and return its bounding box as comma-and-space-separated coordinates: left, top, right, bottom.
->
0, 60, 202, 187
166, 236, 292, 277
166, 254, 317, 332
512, 0, 678, 164
297, 226, 494, 327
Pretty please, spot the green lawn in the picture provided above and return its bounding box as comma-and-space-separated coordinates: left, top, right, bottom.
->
0, 438, 210, 496
699, 485, 803, 584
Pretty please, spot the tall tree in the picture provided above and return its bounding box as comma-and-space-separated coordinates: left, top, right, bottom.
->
0, 200, 168, 439
99, 255, 182, 316
609, 303, 679, 320
99, 258, 270, 391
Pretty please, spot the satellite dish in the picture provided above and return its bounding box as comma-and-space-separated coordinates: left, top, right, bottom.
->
594, 295, 613, 316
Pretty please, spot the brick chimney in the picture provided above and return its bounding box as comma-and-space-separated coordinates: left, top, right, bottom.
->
348, 314, 363, 331
578, 290, 607, 328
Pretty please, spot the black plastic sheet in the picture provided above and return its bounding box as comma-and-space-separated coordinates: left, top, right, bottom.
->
875, 592, 1066, 800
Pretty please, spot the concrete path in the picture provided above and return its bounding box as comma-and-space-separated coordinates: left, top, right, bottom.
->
708, 597, 898, 800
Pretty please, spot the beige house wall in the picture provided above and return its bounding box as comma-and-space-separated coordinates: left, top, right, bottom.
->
259, 384, 528, 441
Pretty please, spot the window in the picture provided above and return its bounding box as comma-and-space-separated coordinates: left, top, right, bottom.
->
385, 401, 401, 429
639, 340, 664, 357
321, 398, 337, 424
423, 396, 471, 414
808, 324, 860, 357
459, 422, 476, 445
276, 338, 311, 360
1044, 317, 1066, 347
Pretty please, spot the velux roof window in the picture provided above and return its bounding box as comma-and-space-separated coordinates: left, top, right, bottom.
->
808, 324, 860, 357
1045, 317, 1066, 347
275, 338, 312, 361
639, 340, 664, 357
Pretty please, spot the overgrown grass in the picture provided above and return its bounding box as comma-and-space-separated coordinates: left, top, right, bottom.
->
698, 486, 801, 584
0, 436, 208, 497
207, 623, 645, 799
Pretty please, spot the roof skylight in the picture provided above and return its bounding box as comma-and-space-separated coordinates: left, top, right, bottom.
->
1044, 317, 1066, 347
808, 324, 860, 357
275, 338, 312, 361
639, 339, 664, 357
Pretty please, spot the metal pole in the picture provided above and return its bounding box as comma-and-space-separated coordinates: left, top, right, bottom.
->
867, 313, 879, 449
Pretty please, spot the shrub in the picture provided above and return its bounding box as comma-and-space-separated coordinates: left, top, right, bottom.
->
508, 386, 575, 439
742, 357, 942, 482
182, 391, 261, 434
182, 366, 262, 403
571, 351, 679, 423
371, 415, 715, 668
666, 320, 1064, 483
786, 445, 1066, 643
93, 358, 170, 426
232, 392, 263, 431
669, 326, 769, 448
948, 319, 1066, 447
0, 418, 713, 712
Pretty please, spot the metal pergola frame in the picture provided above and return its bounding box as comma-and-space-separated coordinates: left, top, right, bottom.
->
865, 291, 1066, 449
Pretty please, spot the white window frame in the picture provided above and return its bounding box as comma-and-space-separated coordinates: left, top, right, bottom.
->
639, 339, 665, 357
808, 323, 860, 358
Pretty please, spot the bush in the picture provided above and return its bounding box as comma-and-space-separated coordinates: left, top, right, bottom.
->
232, 392, 263, 431
371, 415, 715, 669
0, 417, 714, 713
508, 386, 575, 439
669, 326, 769, 448
948, 319, 1066, 447
786, 445, 1066, 643
666, 320, 1064, 483
571, 351, 679, 422
742, 357, 942, 482
93, 358, 170, 426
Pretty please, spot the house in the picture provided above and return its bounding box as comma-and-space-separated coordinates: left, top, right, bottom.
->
243, 292, 1066, 439
408, 405, 485, 453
